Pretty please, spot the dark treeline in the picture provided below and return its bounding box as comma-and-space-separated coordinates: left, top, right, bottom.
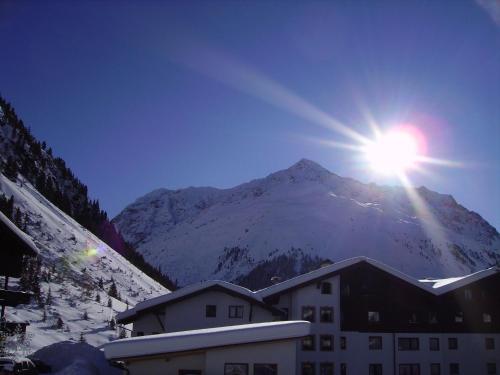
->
0, 95, 176, 290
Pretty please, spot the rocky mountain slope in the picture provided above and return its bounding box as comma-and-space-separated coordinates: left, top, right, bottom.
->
113, 159, 500, 287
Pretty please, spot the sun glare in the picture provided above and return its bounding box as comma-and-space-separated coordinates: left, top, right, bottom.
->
364, 129, 420, 175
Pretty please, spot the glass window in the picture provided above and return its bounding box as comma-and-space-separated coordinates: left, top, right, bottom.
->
483, 313, 492, 323
486, 337, 495, 350
429, 312, 438, 324
302, 306, 316, 322
449, 363, 459, 375
430, 364, 440, 375
454, 312, 463, 323
225, 364, 248, 375
320, 306, 334, 323
408, 313, 417, 324
399, 364, 420, 375
302, 335, 315, 351
254, 364, 277, 375
340, 336, 346, 350
206, 305, 216, 318
302, 362, 315, 375
368, 311, 380, 322
429, 337, 440, 351
369, 364, 383, 375
228, 305, 244, 319
321, 282, 332, 294
369, 336, 383, 350
448, 337, 458, 350
136, 331, 144, 337
320, 363, 334, 375
320, 335, 333, 351
341, 363, 347, 375
487, 363, 497, 375
398, 338, 419, 351
464, 289, 472, 300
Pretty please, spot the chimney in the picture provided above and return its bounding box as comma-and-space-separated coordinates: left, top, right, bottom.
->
270, 276, 282, 285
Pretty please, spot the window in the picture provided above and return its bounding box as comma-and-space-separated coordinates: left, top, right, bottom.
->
369, 364, 383, 375
486, 337, 495, 350
224, 364, 248, 375
320, 363, 334, 375
464, 289, 472, 300
302, 306, 316, 322
282, 308, 289, 320
368, 311, 380, 323
448, 337, 458, 350
179, 371, 202, 375
342, 284, 350, 297
430, 364, 440, 375
429, 337, 440, 351
454, 312, 463, 323
321, 282, 332, 294
483, 313, 492, 323
228, 305, 244, 319
429, 312, 438, 324
340, 336, 346, 350
302, 362, 315, 375
398, 338, 419, 351
487, 363, 497, 375
369, 336, 383, 350
320, 335, 333, 351
320, 306, 334, 323
254, 364, 277, 375
341, 363, 347, 375
408, 313, 417, 324
136, 331, 144, 337
399, 364, 420, 375
206, 304, 216, 318
449, 363, 459, 375
302, 335, 315, 351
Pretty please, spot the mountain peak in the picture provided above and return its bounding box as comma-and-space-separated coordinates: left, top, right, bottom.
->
288, 158, 331, 174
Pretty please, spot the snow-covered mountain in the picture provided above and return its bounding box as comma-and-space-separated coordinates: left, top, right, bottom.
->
113, 159, 500, 287
0, 171, 168, 353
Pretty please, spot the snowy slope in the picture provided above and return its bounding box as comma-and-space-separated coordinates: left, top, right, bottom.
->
0, 172, 168, 353
113, 159, 500, 286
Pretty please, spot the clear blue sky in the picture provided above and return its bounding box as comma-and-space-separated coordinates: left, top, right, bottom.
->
1, 1, 499, 228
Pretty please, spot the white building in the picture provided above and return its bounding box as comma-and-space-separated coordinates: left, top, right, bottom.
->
109, 256, 500, 375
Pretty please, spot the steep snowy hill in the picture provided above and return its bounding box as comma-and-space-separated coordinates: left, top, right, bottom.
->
0, 172, 168, 353
113, 159, 500, 287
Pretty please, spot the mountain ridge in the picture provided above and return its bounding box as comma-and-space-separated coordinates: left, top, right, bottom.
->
113, 159, 499, 287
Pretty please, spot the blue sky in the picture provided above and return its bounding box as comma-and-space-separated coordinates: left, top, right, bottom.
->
0, 1, 499, 228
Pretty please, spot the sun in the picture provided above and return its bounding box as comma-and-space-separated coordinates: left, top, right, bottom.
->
364, 129, 420, 175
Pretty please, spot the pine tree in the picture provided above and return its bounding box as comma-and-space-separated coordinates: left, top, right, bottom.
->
42, 309, 47, 322
107, 298, 112, 308
45, 288, 52, 305
82, 310, 88, 320
56, 317, 64, 329
98, 277, 104, 289
108, 280, 118, 299
118, 327, 127, 339
79, 332, 86, 343
95, 294, 101, 303
14, 207, 22, 228
109, 318, 116, 330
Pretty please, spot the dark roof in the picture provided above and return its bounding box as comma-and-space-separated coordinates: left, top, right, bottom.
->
0, 211, 38, 257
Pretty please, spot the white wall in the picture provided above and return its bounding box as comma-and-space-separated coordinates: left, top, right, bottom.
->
131, 290, 275, 336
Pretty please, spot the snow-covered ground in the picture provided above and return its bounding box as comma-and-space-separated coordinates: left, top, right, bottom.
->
0, 172, 169, 354
114, 159, 500, 286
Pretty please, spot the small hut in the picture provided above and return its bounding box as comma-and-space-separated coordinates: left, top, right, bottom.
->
0, 211, 38, 334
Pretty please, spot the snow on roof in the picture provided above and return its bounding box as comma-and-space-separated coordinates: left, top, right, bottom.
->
0, 211, 38, 256
257, 256, 499, 298
102, 320, 311, 360
418, 267, 499, 294
116, 280, 264, 324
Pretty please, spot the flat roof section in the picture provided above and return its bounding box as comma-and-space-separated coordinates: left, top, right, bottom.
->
102, 320, 311, 360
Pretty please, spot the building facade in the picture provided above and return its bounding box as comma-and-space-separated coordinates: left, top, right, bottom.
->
115, 257, 500, 375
